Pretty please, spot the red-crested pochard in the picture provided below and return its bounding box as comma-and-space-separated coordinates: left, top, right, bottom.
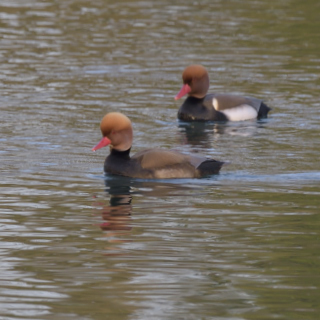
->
175, 64, 271, 121
92, 112, 223, 179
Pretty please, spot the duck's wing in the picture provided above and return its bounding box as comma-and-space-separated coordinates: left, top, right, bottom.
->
207, 94, 261, 111
132, 149, 206, 169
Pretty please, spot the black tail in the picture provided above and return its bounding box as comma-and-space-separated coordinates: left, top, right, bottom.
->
258, 102, 272, 119
197, 159, 224, 177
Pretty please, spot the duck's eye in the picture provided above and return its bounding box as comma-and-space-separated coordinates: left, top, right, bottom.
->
185, 78, 192, 85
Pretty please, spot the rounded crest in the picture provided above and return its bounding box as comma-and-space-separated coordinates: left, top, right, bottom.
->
182, 64, 207, 83
100, 112, 132, 137
182, 64, 209, 98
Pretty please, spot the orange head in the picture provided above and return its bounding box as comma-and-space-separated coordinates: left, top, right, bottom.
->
92, 112, 133, 152
175, 64, 209, 100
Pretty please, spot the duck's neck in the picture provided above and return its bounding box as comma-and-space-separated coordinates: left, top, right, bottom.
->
110, 147, 131, 160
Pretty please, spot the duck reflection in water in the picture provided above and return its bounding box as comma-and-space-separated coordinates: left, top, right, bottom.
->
178, 121, 226, 148
178, 119, 269, 148
99, 175, 133, 233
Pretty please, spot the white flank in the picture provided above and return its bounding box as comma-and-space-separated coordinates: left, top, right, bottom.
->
220, 104, 258, 121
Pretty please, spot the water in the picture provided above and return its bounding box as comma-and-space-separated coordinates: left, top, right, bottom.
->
1, 0, 319, 319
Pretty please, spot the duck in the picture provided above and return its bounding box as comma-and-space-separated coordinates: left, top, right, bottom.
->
175, 64, 271, 122
92, 112, 224, 179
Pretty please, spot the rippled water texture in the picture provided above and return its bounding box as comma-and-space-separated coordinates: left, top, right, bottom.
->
1, 0, 319, 319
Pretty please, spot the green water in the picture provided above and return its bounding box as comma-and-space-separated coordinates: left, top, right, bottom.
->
0, 0, 319, 319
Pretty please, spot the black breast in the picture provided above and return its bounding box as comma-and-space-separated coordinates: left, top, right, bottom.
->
104, 148, 155, 178
104, 148, 132, 176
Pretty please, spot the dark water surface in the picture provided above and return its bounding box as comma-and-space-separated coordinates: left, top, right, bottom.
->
1, 0, 319, 319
